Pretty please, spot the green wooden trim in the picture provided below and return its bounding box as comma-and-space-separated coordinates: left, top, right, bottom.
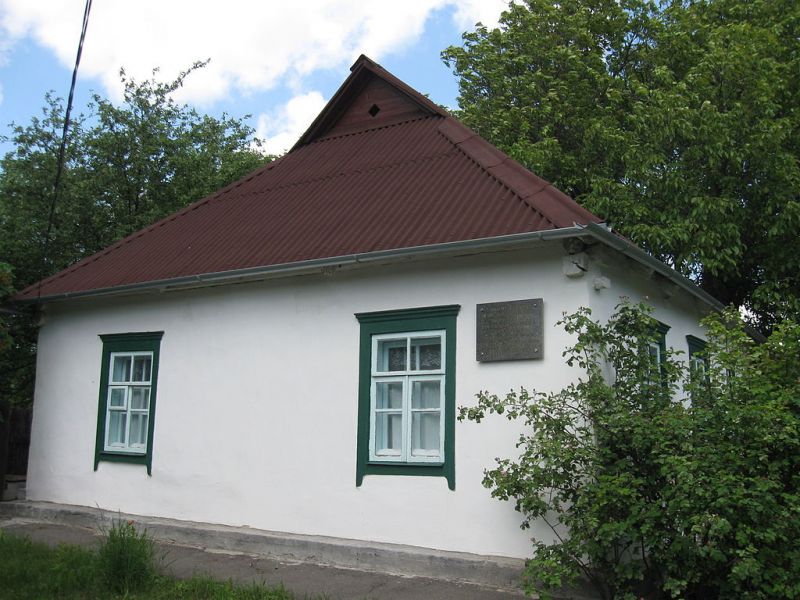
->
653, 320, 670, 336
686, 334, 707, 358
686, 334, 710, 390
355, 305, 460, 490
100, 332, 165, 344
356, 305, 460, 324
94, 331, 163, 476
648, 320, 670, 385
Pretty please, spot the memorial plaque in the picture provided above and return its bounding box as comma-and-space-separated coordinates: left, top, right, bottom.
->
476, 299, 543, 362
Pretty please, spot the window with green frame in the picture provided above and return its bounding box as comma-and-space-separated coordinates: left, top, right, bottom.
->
94, 332, 163, 475
686, 334, 709, 383
648, 320, 670, 385
355, 305, 459, 490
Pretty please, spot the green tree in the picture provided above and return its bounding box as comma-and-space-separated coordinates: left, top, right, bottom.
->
0, 63, 269, 409
84, 62, 267, 240
460, 304, 800, 599
444, 0, 800, 331
0, 261, 21, 501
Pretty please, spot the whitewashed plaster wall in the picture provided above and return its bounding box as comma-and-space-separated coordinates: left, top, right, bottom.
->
26, 243, 710, 559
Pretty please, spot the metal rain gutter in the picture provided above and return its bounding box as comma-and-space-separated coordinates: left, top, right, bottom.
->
580, 222, 724, 311
21, 226, 591, 304
20, 223, 724, 313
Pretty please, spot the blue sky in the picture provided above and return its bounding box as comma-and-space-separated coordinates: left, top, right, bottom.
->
0, 1, 507, 157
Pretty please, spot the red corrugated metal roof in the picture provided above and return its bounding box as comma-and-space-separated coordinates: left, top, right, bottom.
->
17, 55, 601, 302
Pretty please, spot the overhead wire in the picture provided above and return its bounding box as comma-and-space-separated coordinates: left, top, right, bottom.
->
37, 0, 93, 302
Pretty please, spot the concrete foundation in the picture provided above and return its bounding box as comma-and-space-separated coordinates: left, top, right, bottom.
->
0, 500, 527, 590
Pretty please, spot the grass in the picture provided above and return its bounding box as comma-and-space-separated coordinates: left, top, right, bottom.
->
0, 526, 312, 600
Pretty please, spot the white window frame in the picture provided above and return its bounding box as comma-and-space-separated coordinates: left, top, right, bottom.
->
369, 330, 446, 464
104, 350, 153, 454
690, 355, 706, 379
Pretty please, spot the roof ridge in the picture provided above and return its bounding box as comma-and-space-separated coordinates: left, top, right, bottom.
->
436, 117, 599, 229
434, 119, 554, 229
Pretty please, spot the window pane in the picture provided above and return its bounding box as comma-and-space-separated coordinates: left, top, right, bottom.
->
411, 380, 441, 409
377, 339, 407, 372
691, 357, 706, 378
375, 413, 402, 454
410, 337, 441, 370
107, 412, 127, 446
129, 414, 148, 447
112, 356, 131, 382
109, 387, 126, 408
376, 381, 403, 409
648, 342, 661, 365
130, 387, 150, 410
132, 356, 152, 382
412, 412, 440, 455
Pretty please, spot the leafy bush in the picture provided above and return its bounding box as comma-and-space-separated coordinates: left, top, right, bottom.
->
461, 304, 800, 599
97, 518, 157, 594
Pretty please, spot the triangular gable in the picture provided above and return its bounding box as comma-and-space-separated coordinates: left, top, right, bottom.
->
293, 55, 447, 148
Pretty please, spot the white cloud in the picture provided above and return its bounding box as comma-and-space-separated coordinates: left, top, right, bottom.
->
450, 0, 507, 30
0, 0, 506, 105
256, 91, 326, 156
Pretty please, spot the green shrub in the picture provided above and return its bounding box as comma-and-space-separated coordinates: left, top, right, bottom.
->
461, 304, 800, 599
97, 518, 157, 594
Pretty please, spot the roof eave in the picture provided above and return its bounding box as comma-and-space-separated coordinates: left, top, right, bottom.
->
15, 227, 590, 304
581, 222, 724, 311
15, 224, 724, 312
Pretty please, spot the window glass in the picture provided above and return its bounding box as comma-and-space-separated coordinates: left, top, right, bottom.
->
691, 357, 706, 377
104, 351, 154, 454
410, 337, 441, 370
411, 380, 440, 409
370, 331, 445, 463
412, 412, 440, 454
648, 342, 661, 365
108, 412, 126, 445
129, 414, 148, 446
377, 339, 407, 372
109, 387, 126, 408
112, 356, 131, 382
132, 356, 151, 382
375, 413, 402, 454
376, 381, 403, 409
130, 387, 150, 410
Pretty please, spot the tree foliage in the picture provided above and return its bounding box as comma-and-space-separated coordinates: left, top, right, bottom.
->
0, 63, 268, 406
0, 264, 12, 355
444, 0, 800, 331
461, 304, 800, 599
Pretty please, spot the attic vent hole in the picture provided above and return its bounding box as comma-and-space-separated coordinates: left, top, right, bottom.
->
368, 104, 381, 117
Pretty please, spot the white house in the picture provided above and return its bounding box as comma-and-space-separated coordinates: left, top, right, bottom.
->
16, 56, 718, 571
